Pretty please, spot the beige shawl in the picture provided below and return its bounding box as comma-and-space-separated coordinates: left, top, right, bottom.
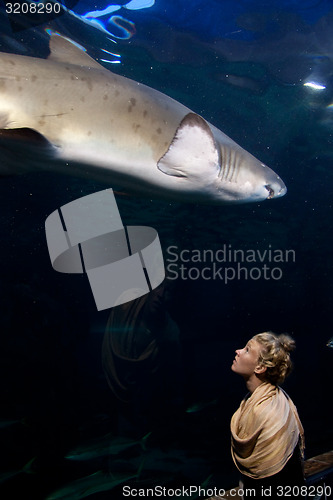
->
231, 382, 305, 479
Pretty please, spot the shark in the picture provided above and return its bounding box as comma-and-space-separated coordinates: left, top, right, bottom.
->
0, 31, 286, 204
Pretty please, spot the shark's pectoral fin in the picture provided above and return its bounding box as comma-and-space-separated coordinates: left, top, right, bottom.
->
157, 113, 221, 180
0, 127, 52, 146
0, 127, 56, 176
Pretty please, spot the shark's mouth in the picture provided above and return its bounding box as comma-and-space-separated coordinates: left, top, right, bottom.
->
265, 184, 275, 199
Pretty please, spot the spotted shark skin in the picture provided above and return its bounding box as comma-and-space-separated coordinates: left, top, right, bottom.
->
0, 32, 286, 204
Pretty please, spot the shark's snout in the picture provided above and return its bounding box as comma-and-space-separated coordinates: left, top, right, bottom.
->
265, 178, 287, 200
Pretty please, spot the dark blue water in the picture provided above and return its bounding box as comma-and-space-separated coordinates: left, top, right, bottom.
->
0, 1, 332, 498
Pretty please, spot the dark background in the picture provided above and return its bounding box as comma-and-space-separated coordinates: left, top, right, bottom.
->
0, 1, 332, 498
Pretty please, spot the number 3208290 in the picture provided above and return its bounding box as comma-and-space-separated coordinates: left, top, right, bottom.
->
6, 2, 61, 14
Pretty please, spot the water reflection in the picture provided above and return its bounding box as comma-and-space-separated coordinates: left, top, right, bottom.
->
102, 281, 183, 436
66, 0, 155, 41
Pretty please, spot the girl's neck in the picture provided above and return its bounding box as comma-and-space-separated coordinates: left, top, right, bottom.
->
246, 375, 266, 394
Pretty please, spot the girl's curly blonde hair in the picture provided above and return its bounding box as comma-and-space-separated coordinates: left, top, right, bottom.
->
253, 331, 296, 386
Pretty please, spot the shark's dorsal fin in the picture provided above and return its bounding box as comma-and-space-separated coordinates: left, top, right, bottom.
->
47, 31, 103, 69
157, 113, 221, 180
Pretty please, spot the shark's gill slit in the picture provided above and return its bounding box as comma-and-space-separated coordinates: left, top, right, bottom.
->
228, 154, 236, 183
222, 145, 231, 181
220, 145, 228, 181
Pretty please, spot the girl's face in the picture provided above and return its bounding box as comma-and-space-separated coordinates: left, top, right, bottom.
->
231, 338, 263, 379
